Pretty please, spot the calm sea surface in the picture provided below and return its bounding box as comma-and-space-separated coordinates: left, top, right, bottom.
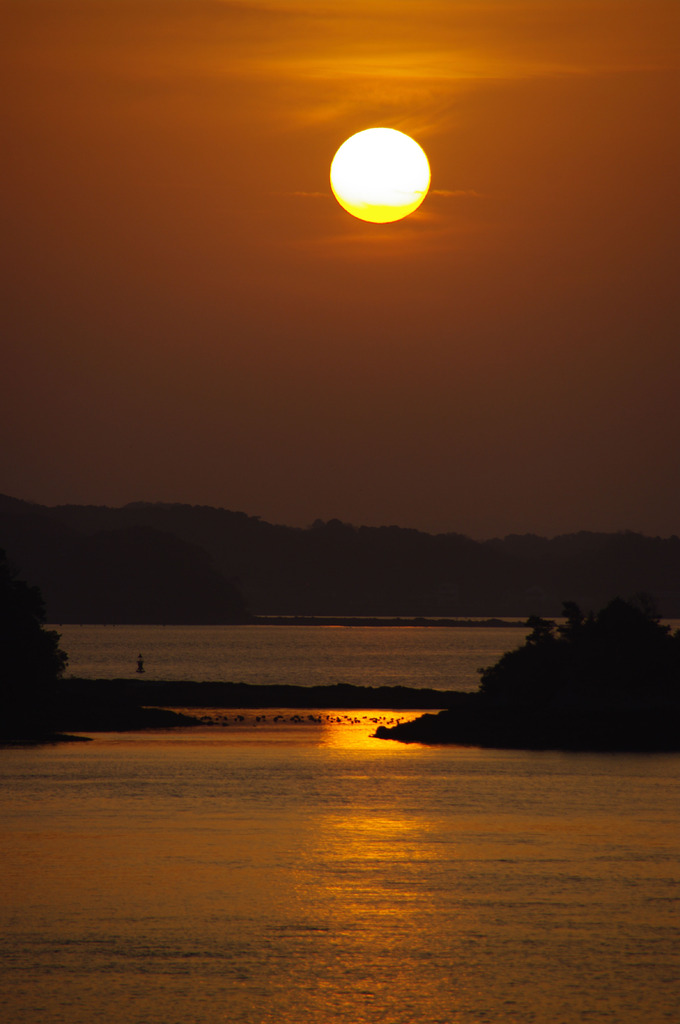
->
53, 623, 533, 690
1, 627, 678, 1023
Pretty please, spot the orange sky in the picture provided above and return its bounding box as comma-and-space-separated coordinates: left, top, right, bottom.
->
2, 0, 679, 537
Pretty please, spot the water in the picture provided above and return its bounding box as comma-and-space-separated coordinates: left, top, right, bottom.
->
2, 627, 679, 1023
1, 726, 678, 1024
53, 623, 531, 690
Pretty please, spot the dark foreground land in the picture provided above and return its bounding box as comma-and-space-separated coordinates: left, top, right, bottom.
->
378, 599, 680, 752
375, 693, 680, 752
6, 676, 680, 752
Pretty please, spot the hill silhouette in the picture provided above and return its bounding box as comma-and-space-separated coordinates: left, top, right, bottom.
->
0, 497, 250, 624
2, 494, 680, 621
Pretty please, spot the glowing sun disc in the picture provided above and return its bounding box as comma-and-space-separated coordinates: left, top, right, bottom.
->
330, 128, 430, 223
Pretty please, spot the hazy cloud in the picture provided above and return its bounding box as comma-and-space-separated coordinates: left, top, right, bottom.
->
430, 189, 483, 198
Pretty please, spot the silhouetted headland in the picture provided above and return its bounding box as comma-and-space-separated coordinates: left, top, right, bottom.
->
376, 598, 680, 751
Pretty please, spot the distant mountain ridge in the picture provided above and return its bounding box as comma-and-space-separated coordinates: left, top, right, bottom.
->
1, 494, 680, 622
0, 495, 251, 624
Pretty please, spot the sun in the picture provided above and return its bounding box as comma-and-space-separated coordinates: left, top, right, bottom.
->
330, 128, 431, 224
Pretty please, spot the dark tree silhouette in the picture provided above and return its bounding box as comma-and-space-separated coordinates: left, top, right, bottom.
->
378, 596, 680, 750
0, 549, 67, 737
479, 596, 680, 708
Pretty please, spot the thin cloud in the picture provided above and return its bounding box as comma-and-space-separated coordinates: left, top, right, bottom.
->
430, 189, 483, 198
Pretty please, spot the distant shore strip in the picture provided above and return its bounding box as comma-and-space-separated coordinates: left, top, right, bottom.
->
252, 616, 525, 627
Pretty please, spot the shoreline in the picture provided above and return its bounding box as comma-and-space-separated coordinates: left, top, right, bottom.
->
252, 616, 526, 627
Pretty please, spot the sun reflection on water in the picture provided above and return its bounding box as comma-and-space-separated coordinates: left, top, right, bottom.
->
132, 707, 431, 753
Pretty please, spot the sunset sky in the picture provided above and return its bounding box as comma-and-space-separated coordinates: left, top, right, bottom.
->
2, 0, 679, 538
